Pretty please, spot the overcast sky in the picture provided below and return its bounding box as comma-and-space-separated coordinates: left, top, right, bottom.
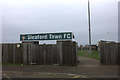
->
2, 0, 119, 45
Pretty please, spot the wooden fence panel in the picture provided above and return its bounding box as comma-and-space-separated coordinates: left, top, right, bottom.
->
8, 44, 14, 63
57, 41, 78, 65
72, 42, 78, 65
57, 42, 62, 65
23, 44, 29, 65
99, 42, 119, 64
15, 44, 23, 64
44, 45, 50, 65
30, 44, 37, 64
118, 44, 120, 65
2, 44, 8, 63
39, 45, 44, 65
52, 45, 58, 64
2, 41, 78, 66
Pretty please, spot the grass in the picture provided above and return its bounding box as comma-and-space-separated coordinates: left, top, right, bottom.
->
78, 50, 100, 60
2, 63, 22, 66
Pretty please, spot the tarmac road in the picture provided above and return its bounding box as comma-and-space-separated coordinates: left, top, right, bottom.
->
2, 56, 118, 78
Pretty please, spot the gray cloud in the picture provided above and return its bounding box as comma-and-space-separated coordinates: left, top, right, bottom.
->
2, 0, 118, 45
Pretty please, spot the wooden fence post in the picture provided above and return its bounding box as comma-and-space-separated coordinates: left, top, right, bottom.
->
13, 44, 16, 64
0, 44, 2, 64
57, 41, 63, 65
23, 43, 28, 65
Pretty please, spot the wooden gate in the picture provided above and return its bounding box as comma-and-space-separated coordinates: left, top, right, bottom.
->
29, 44, 58, 65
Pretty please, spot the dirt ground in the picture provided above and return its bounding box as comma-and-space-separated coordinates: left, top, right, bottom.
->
2, 56, 118, 78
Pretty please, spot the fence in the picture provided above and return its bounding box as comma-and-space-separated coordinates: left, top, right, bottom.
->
2, 41, 78, 66
99, 42, 119, 64
57, 41, 78, 65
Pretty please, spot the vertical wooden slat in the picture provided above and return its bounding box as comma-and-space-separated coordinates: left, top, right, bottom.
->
57, 42, 63, 65
23, 43, 28, 65
13, 44, 16, 64
99, 42, 119, 65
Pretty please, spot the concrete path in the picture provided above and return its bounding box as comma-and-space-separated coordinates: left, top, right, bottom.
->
78, 56, 99, 65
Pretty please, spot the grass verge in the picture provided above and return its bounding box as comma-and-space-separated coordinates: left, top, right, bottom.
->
2, 63, 21, 66
78, 50, 100, 60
